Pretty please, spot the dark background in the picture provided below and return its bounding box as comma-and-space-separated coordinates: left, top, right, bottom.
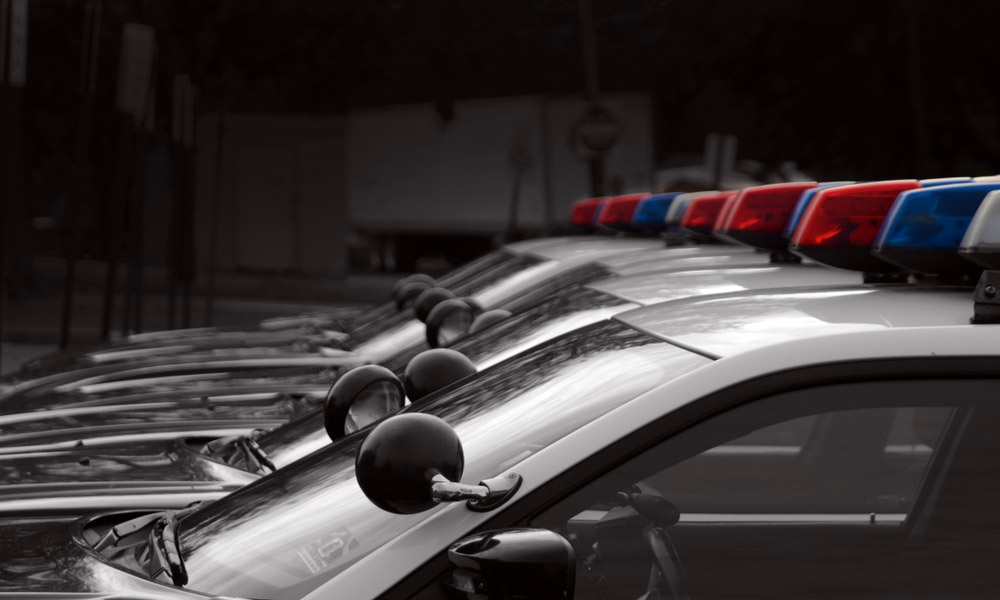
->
26, 0, 1000, 182
8, 0, 1000, 277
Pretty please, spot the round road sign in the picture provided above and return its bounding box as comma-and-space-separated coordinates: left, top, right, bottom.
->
572, 105, 620, 159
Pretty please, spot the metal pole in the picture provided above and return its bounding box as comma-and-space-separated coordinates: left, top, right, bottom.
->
121, 125, 147, 336
100, 114, 133, 340
62, 0, 102, 347
204, 111, 225, 326
2, 0, 27, 361
122, 71, 155, 335
180, 84, 196, 329
577, 0, 600, 101
577, 0, 605, 198
0, 0, 10, 366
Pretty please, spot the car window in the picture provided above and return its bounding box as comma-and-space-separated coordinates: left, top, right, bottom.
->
529, 379, 1000, 600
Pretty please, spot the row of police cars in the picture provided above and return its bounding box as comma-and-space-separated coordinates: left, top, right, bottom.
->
3, 177, 1000, 599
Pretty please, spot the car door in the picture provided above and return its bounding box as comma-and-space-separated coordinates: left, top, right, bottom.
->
524, 379, 992, 600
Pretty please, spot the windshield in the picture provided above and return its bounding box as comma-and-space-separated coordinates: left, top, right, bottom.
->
344, 252, 544, 347
177, 321, 710, 598
258, 287, 637, 466
447, 285, 638, 370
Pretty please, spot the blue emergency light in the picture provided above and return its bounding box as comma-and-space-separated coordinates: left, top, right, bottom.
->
872, 182, 1000, 274
918, 176, 974, 187
631, 192, 682, 232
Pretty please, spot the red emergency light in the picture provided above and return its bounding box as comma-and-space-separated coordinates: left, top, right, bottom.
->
789, 180, 920, 271
680, 191, 738, 237
570, 197, 608, 229
597, 193, 651, 230
716, 182, 818, 250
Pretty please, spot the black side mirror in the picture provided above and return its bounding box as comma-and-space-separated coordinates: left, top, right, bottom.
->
356, 413, 464, 514
425, 299, 475, 348
468, 309, 512, 335
324, 365, 406, 440
403, 348, 476, 402
392, 274, 436, 302
448, 529, 575, 600
414, 287, 457, 323
356, 414, 521, 515
396, 281, 433, 311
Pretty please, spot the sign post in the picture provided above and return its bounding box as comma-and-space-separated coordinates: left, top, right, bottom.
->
60, 0, 101, 348
99, 22, 154, 341
1, 0, 27, 362
571, 104, 620, 197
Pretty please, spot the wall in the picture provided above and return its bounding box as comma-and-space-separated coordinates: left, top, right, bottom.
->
195, 114, 348, 278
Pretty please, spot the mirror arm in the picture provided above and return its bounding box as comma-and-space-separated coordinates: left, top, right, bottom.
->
431, 471, 522, 512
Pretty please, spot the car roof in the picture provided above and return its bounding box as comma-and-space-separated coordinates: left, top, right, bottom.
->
589, 263, 861, 306
615, 283, 976, 358
518, 236, 665, 261
593, 243, 756, 271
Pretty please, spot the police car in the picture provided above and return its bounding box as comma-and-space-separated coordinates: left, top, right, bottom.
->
4, 183, 1000, 596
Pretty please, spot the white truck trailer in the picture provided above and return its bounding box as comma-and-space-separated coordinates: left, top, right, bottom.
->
347, 93, 654, 271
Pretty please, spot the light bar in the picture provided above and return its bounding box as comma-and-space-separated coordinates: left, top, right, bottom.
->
716, 182, 818, 250
789, 180, 920, 272
919, 176, 973, 187
597, 193, 651, 230
631, 192, 683, 232
960, 190, 1000, 269
782, 182, 855, 239
570, 197, 608, 229
680, 191, 738, 237
873, 182, 1000, 275
711, 192, 743, 238
665, 191, 716, 227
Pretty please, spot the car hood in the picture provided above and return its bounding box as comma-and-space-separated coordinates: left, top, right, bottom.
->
0, 392, 321, 449
0, 515, 209, 597
0, 440, 253, 516
8, 328, 342, 380
0, 351, 361, 406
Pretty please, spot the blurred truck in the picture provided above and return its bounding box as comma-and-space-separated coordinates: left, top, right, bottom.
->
347, 94, 654, 271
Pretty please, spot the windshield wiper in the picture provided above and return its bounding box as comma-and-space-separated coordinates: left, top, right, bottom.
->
202, 430, 275, 474
239, 436, 277, 473
148, 511, 188, 586
92, 503, 202, 586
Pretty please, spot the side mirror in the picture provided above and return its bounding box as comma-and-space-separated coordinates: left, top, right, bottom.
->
396, 281, 433, 311
447, 529, 575, 600
414, 287, 457, 323
403, 348, 476, 402
425, 299, 475, 348
356, 414, 521, 514
392, 274, 436, 302
468, 309, 512, 335
356, 413, 465, 514
324, 365, 406, 440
